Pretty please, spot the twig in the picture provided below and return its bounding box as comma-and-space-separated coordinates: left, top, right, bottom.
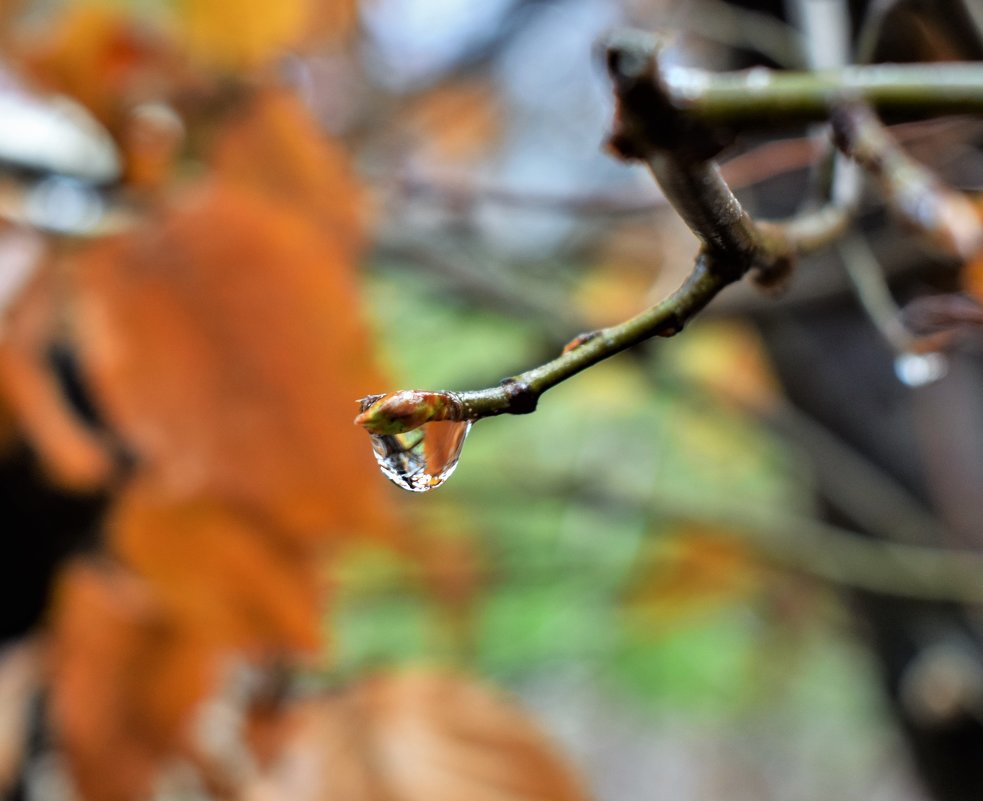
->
551, 475, 983, 605
378, 220, 959, 553
831, 102, 983, 259
375, 118, 981, 223
450, 466, 983, 604
665, 61, 983, 130
673, 0, 809, 69
837, 232, 914, 353
357, 30, 856, 432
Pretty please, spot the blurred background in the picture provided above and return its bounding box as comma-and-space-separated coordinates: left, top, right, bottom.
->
2, 0, 983, 800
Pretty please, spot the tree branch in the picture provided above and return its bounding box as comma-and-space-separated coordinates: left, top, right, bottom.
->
666, 62, 983, 130
356, 30, 983, 436
494, 472, 983, 605
831, 101, 983, 259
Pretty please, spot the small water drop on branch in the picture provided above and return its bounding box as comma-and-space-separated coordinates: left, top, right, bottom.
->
894, 351, 948, 387
367, 419, 472, 492
355, 390, 472, 492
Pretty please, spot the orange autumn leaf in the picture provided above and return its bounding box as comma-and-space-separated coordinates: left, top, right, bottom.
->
69, 180, 390, 542
246, 669, 592, 801
0, 261, 117, 491
20, 4, 178, 129
49, 559, 221, 801
111, 485, 323, 652
18, 94, 401, 797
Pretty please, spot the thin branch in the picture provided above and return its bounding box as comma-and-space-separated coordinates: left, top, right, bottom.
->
666, 62, 983, 130
831, 101, 983, 259
837, 232, 914, 353
674, 0, 809, 69
571, 476, 983, 605
456, 468, 983, 604
358, 30, 856, 432
376, 226, 960, 554
374, 118, 981, 223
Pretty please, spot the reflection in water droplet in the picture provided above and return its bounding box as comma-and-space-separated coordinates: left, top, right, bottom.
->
368, 419, 472, 492
894, 351, 948, 387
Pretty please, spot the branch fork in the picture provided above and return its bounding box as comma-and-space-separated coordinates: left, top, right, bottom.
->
357, 29, 983, 436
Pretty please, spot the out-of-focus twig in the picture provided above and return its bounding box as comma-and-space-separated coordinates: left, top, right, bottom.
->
673, 0, 809, 68
832, 102, 983, 259
837, 233, 914, 353
480, 470, 983, 605
667, 61, 983, 130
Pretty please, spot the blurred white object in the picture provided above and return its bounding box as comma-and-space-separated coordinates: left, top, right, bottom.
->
0, 74, 123, 235
0, 92, 120, 185
894, 351, 949, 387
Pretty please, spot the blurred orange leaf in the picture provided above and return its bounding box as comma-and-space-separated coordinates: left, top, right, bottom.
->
403, 80, 502, 168
211, 89, 366, 256
111, 485, 322, 652
21, 4, 177, 128
16, 84, 403, 797
70, 179, 390, 541
246, 669, 591, 801
0, 262, 116, 491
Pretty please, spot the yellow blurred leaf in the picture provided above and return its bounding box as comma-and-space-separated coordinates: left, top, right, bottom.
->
174, 0, 312, 70
624, 525, 764, 627
667, 320, 782, 412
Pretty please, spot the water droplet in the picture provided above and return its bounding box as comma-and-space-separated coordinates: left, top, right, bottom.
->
368, 419, 472, 492
23, 175, 104, 235
894, 351, 948, 387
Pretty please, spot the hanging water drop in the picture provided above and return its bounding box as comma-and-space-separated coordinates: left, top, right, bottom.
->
894, 351, 948, 387
368, 419, 472, 492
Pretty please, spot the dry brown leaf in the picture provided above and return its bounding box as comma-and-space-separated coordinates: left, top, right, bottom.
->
48, 559, 221, 801
246, 669, 592, 801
